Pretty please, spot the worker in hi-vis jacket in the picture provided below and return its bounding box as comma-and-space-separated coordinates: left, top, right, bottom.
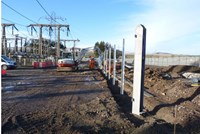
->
89, 56, 95, 69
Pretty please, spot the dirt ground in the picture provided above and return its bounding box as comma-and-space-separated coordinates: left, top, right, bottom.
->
1, 65, 200, 133
123, 65, 200, 133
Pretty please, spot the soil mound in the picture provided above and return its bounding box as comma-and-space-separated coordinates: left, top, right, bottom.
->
164, 65, 200, 74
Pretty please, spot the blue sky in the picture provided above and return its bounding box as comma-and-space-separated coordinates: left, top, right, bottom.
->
1, 0, 200, 55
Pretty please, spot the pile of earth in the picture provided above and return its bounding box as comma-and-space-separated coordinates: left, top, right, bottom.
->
115, 65, 200, 132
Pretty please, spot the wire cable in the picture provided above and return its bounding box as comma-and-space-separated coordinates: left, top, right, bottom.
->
2, 1, 38, 24
2, 18, 39, 38
35, 0, 59, 24
2, 18, 27, 27
1, 2, 39, 37
35, 0, 74, 41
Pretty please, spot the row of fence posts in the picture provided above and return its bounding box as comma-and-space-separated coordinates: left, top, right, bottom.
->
102, 38, 126, 96
101, 24, 178, 133
102, 24, 146, 116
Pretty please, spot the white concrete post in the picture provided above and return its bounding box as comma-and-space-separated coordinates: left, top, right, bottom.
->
121, 39, 125, 95
108, 45, 111, 80
132, 24, 146, 115
113, 45, 116, 85
24, 58, 26, 66
105, 49, 108, 77
103, 50, 106, 74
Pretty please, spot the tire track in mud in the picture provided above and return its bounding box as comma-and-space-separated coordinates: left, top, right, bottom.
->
2, 69, 122, 133
2, 112, 48, 133
15, 115, 40, 133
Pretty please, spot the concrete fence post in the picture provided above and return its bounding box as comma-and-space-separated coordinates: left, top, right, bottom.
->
132, 24, 146, 115
108, 45, 111, 80
121, 39, 125, 95
113, 44, 116, 85
105, 49, 108, 77
24, 58, 26, 66
103, 50, 106, 74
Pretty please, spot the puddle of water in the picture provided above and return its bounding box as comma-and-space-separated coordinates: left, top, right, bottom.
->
3, 81, 32, 87
83, 75, 99, 85
2, 86, 15, 93
93, 81, 100, 85
2, 81, 33, 94
2, 86, 15, 90
3, 86, 15, 89
16, 81, 31, 85
85, 77, 92, 81
82, 81, 101, 85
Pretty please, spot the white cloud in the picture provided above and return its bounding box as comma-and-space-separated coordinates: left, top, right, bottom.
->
118, 0, 200, 54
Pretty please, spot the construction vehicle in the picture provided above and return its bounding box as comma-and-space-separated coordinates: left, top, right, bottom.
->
57, 47, 92, 71
57, 46, 103, 71
94, 45, 104, 68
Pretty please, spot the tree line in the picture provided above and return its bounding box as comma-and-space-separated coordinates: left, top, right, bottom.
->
94, 41, 122, 58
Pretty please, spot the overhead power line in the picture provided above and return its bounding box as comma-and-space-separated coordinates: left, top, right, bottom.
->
35, 0, 59, 24
2, 1, 38, 24
2, 18, 27, 27
2, 18, 39, 38
35, 0, 75, 40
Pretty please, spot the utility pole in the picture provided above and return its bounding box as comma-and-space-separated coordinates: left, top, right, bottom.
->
57, 26, 61, 58
15, 34, 19, 53
18, 36, 27, 52
1, 23, 17, 55
3, 38, 16, 54
28, 24, 70, 58
29, 38, 39, 54
39, 25, 43, 56
24, 38, 27, 53
47, 38, 50, 56
13, 35, 27, 54
45, 12, 66, 40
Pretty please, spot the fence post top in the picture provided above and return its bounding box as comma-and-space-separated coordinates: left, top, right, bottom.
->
135, 24, 146, 38
136, 24, 146, 29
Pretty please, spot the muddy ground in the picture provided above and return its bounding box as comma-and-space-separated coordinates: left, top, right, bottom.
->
1, 65, 200, 134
